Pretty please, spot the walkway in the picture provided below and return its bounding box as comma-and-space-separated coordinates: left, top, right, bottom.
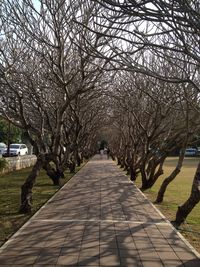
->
0, 156, 199, 266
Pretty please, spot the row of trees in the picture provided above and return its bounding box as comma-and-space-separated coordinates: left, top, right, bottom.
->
0, 0, 111, 213
0, 0, 199, 226
94, 0, 200, 226
105, 70, 200, 224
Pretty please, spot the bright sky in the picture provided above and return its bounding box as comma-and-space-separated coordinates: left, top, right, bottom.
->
33, 0, 40, 11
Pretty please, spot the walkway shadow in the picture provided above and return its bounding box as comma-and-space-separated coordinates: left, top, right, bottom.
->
178, 259, 200, 266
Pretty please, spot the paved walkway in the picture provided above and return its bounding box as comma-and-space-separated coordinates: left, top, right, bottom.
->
0, 156, 199, 266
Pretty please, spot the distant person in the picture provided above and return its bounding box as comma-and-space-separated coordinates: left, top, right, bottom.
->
107, 147, 110, 159
100, 148, 104, 159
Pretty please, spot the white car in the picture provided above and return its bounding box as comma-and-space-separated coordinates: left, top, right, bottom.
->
2, 144, 28, 157
0, 143, 7, 155
184, 148, 197, 156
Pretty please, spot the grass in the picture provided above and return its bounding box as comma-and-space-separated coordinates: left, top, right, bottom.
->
134, 157, 200, 253
0, 164, 83, 246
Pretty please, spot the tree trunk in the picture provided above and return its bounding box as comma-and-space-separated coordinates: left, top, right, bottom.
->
124, 156, 131, 173
130, 166, 137, 181
77, 155, 81, 167
120, 157, 125, 168
69, 160, 76, 173
74, 148, 81, 167
155, 169, 180, 203
140, 156, 166, 190
155, 150, 185, 203
174, 161, 200, 226
140, 166, 149, 190
117, 157, 121, 165
19, 157, 44, 214
110, 153, 115, 161
43, 162, 61, 186
148, 155, 166, 187
123, 161, 129, 172
126, 167, 130, 175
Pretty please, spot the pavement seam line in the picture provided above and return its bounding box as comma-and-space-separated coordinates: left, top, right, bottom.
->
31, 219, 171, 225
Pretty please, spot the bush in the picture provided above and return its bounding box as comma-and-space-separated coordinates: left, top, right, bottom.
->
0, 158, 7, 171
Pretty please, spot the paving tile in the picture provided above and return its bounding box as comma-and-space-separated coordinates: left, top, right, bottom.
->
157, 250, 179, 261
100, 241, 118, 249
34, 254, 59, 265
116, 235, 133, 243
120, 256, 143, 267
100, 255, 121, 266
0, 255, 18, 265
45, 238, 65, 247
100, 248, 119, 258
78, 256, 100, 266
79, 247, 100, 257
81, 241, 100, 248
134, 240, 154, 250
162, 259, 184, 266
119, 248, 138, 258
13, 255, 38, 265
138, 249, 159, 260
175, 250, 199, 261
60, 246, 81, 255
141, 259, 163, 267
57, 255, 79, 265
82, 237, 99, 243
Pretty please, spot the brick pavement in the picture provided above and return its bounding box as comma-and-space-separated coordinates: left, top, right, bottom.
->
0, 155, 199, 266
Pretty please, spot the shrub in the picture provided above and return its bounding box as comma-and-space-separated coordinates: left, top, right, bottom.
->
0, 158, 7, 171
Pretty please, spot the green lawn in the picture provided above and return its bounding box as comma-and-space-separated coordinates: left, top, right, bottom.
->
0, 165, 82, 246
135, 157, 200, 253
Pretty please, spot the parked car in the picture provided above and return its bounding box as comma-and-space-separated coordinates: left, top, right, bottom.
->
0, 143, 7, 155
184, 148, 197, 156
196, 147, 200, 156
2, 144, 28, 157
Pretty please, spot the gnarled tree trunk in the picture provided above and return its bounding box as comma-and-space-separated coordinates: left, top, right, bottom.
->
69, 159, 76, 173
140, 156, 165, 190
130, 166, 137, 181
19, 156, 44, 214
155, 149, 185, 203
120, 156, 125, 168
77, 154, 81, 167
43, 162, 61, 186
174, 161, 200, 226
117, 157, 121, 165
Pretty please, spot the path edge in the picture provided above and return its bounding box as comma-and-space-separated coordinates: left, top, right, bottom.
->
112, 160, 200, 259
0, 160, 90, 253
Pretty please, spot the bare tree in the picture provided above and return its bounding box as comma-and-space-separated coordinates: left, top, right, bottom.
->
174, 162, 200, 226
105, 70, 200, 190
0, 0, 111, 213
79, 0, 200, 223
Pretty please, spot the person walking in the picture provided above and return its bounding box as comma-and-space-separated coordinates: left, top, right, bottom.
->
107, 147, 110, 159
100, 148, 104, 159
